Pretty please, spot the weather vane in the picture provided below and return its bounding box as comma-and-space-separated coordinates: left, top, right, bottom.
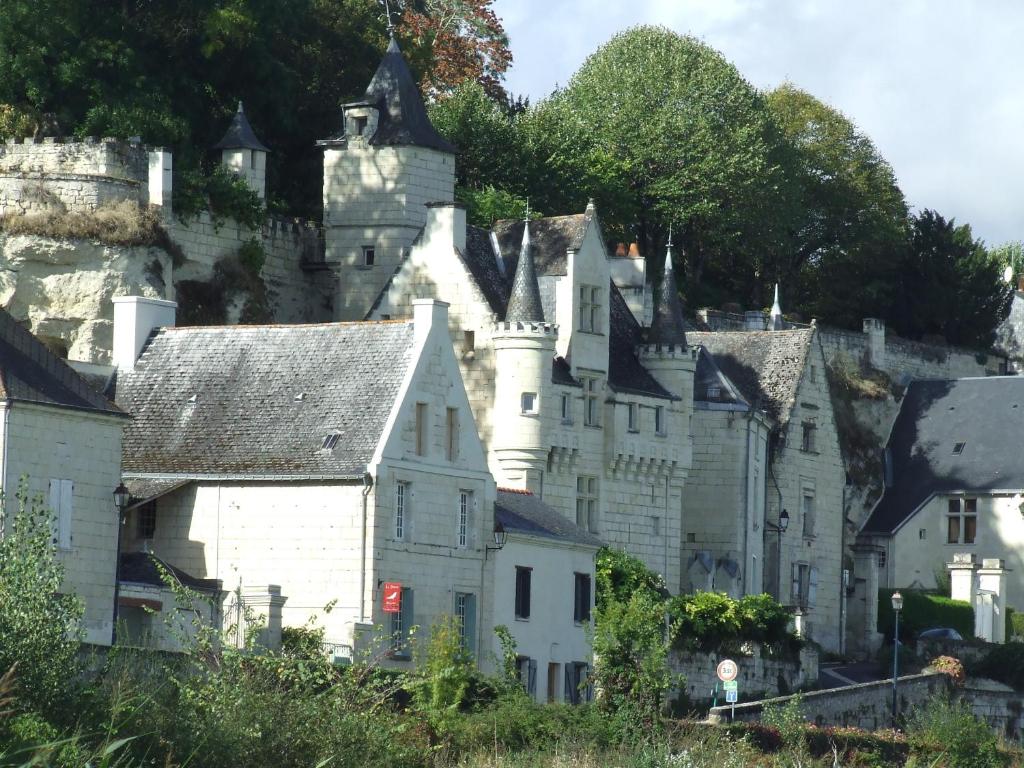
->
384, 0, 396, 35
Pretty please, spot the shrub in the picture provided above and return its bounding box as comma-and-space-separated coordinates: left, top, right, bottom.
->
1006, 606, 1024, 640
970, 642, 1024, 690
928, 655, 966, 686
595, 547, 667, 610
877, 589, 974, 640
173, 164, 266, 230
669, 591, 796, 653
906, 696, 1003, 768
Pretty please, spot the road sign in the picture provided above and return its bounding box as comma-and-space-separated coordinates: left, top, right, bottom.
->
716, 659, 738, 682
382, 581, 402, 613
725, 689, 738, 704
722, 680, 738, 692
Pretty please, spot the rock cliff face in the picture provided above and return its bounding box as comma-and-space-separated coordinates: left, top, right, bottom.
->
0, 234, 172, 363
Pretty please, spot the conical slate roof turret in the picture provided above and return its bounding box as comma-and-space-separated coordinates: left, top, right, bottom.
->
648, 236, 688, 348
214, 102, 269, 152
361, 36, 457, 153
770, 283, 784, 330
505, 220, 545, 323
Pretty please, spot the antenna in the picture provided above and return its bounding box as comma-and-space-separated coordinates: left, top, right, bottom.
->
384, 0, 396, 35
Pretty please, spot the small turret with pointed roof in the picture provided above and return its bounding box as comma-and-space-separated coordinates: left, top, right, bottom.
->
215, 102, 269, 200
505, 218, 545, 323
770, 283, 784, 330
648, 231, 688, 349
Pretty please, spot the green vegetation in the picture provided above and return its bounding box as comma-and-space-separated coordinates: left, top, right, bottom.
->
877, 589, 974, 641
172, 164, 266, 230
0, 200, 170, 248
970, 642, 1024, 691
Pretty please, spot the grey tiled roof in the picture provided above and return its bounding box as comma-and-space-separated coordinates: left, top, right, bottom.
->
694, 347, 749, 406
213, 102, 269, 152
117, 322, 415, 477
458, 225, 508, 316
609, 284, 676, 400
0, 307, 124, 416
552, 356, 581, 387
686, 330, 814, 427
120, 552, 221, 592
496, 489, 603, 548
359, 37, 456, 153
648, 246, 688, 347
504, 221, 545, 323
123, 477, 190, 508
862, 377, 1024, 534
493, 215, 587, 277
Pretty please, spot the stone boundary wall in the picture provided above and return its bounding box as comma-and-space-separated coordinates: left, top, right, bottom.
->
672, 645, 819, 704
0, 137, 151, 214
708, 672, 950, 729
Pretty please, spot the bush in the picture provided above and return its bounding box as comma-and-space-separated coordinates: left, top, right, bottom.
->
595, 547, 667, 610
173, 164, 266, 230
669, 591, 797, 653
970, 642, 1024, 690
877, 589, 974, 641
1006, 606, 1024, 640
906, 696, 1003, 768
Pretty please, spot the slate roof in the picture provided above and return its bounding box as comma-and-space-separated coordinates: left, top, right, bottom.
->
504, 221, 545, 323
492, 215, 588, 277
496, 489, 603, 548
648, 246, 688, 347
116, 322, 415, 478
458, 225, 509, 316
862, 377, 1024, 534
213, 102, 269, 152
120, 551, 221, 592
686, 330, 814, 427
123, 477, 191, 508
0, 307, 124, 416
608, 284, 676, 400
694, 347, 750, 407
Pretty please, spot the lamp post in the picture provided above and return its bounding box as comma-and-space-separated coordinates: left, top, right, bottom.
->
110, 482, 130, 645
765, 509, 790, 599
484, 521, 507, 559
891, 590, 904, 729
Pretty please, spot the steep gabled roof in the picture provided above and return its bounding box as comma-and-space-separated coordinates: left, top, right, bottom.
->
686, 329, 815, 427
360, 37, 456, 153
492, 214, 588, 277
213, 102, 269, 152
694, 347, 750, 407
496, 489, 603, 548
0, 307, 124, 416
116, 322, 415, 478
862, 377, 1024, 534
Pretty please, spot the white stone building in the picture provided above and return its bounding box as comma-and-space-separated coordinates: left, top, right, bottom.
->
0, 306, 129, 646
492, 488, 601, 703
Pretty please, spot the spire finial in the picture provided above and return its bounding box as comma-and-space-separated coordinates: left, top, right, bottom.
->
667, 223, 673, 250
770, 283, 784, 331
237, 101, 244, 113
525, 197, 530, 221
384, 0, 396, 35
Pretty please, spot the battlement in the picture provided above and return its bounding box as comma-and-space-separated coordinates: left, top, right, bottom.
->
492, 320, 558, 338
639, 343, 697, 360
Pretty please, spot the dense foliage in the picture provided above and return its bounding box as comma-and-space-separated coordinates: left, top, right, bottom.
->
877, 589, 974, 641
969, 642, 1024, 691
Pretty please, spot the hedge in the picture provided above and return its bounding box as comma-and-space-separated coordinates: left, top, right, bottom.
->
877, 589, 973, 640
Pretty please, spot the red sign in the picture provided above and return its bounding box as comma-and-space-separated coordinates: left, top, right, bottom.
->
382, 582, 402, 613
717, 659, 738, 682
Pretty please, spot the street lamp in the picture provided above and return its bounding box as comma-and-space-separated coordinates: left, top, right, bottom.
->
111, 482, 130, 645
891, 590, 904, 728
485, 521, 507, 559
764, 509, 790, 599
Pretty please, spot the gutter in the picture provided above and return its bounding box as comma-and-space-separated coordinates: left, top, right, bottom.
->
0, 401, 8, 526
360, 471, 373, 623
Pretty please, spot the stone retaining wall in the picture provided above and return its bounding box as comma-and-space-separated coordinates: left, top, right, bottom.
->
671, 644, 819, 704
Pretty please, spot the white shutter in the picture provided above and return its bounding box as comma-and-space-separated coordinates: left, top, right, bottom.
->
48, 479, 61, 544
59, 479, 73, 549
808, 566, 819, 607
791, 562, 800, 603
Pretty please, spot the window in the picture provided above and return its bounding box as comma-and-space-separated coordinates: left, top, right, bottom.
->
362, 246, 375, 266
395, 482, 409, 540
919, 528, 927, 540
547, 663, 560, 703
878, 550, 887, 570
48, 478, 73, 550
627, 403, 639, 432
322, 432, 341, 450
953, 442, 966, 455
801, 422, 816, 452
515, 566, 532, 619
582, 376, 601, 427
462, 330, 475, 354
457, 490, 472, 548
137, 501, 156, 539
574, 573, 592, 623
415, 402, 428, 456
576, 476, 598, 532
791, 563, 818, 609
354, 115, 368, 136
389, 587, 414, 657
445, 407, 459, 461
517, 656, 537, 696
455, 591, 477, 656
561, 393, 573, 424
802, 493, 815, 537
578, 284, 601, 332
707, 385, 722, 399
655, 405, 666, 436
564, 662, 591, 705
521, 392, 538, 414
947, 498, 977, 544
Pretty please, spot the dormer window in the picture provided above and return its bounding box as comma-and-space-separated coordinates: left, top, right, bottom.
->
579, 285, 602, 333
953, 442, 966, 455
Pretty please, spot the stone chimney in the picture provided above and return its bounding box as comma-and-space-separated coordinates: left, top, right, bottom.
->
423, 202, 466, 254
863, 318, 886, 371
112, 296, 177, 372
147, 148, 172, 211
412, 297, 450, 344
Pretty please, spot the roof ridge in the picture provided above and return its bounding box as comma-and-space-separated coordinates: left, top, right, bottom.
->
163, 319, 412, 332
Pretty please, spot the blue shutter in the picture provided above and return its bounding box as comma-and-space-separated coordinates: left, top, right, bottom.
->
465, 593, 477, 658
528, 659, 537, 697
564, 665, 574, 704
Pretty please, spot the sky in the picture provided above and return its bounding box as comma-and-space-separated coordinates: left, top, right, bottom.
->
493, 0, 1023, 247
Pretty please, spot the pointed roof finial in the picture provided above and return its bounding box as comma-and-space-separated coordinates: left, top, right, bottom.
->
505, 220, 545, 323
649, 233, 688, 347
384, 0, 398, 36
214, 100, 269, 152
770, 283, 784, 331
667, 222, 673, 249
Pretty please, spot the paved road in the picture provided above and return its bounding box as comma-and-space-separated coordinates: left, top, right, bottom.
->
819, 661, 887, 689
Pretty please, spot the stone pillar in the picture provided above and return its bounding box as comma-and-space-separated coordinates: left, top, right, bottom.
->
148, 148, 172, 211
977, 559, 1010, 643
947, 552, 979, 603
851, 544, 884, 657
241, 584, 288, 652
863, 318, 886, 371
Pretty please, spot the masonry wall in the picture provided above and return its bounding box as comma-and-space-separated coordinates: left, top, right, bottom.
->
1, 402, 124, 646
670, 644, 818, 704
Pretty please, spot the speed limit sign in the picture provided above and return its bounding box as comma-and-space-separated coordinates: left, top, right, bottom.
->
716, 659, 738, 682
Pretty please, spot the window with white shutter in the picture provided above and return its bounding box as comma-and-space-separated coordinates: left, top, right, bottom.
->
48, 479, 73, 550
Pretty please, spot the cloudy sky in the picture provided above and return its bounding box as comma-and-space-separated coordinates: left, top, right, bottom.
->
493, 0, 1022, 247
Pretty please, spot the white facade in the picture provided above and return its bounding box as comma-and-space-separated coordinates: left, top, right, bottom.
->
0, 401, 125, 645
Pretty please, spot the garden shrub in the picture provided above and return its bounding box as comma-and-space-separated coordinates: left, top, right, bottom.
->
906, 696, 1003, 768
669, 591, 797, 653
595, 547, 667, 609
970, 642, 1024, 690
877, 589, 974, 640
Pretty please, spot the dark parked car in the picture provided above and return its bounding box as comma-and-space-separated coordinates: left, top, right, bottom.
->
917, 627, 964, 641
